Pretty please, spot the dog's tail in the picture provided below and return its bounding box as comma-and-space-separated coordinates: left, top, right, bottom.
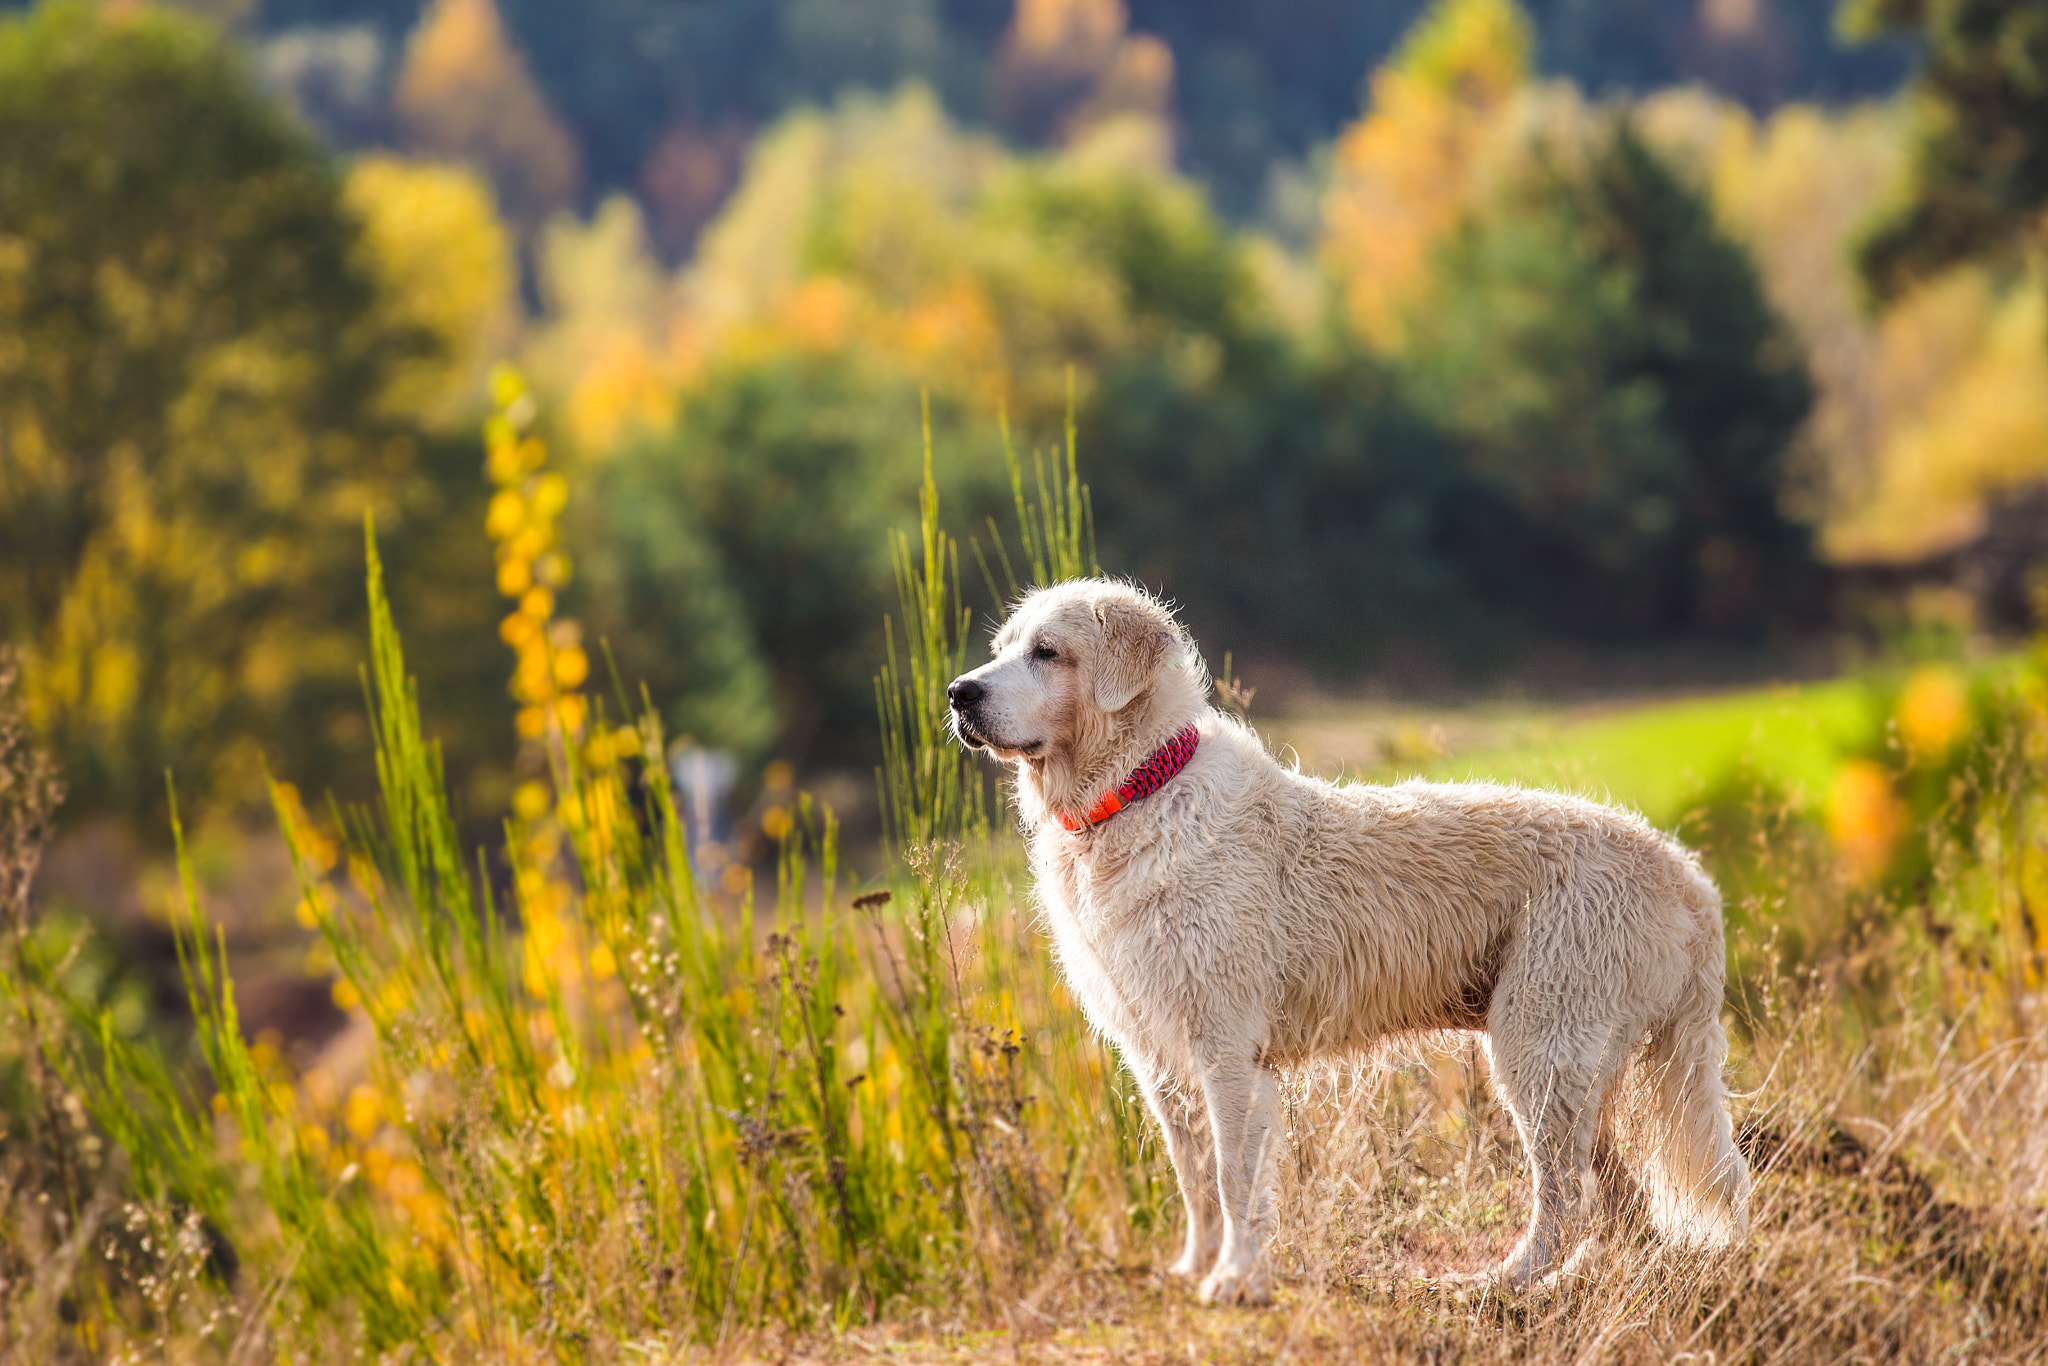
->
1618, 864, 1750, 1248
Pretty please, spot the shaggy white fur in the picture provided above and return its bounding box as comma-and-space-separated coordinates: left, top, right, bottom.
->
947, 579, 1750, 1306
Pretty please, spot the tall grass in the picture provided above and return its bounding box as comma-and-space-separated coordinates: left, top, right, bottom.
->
0, 393, 1162, 1360
3, 395, 2048, 1361
975, 382, 1100, 608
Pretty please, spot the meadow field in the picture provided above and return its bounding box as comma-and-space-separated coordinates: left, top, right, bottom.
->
7, 394, 2048, 1364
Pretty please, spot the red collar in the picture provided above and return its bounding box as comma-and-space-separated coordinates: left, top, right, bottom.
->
1058, 725, 1202, 832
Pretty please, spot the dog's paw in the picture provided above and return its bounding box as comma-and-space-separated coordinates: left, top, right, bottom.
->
1419, 1254, 1567, 1299
1556, 1234, 1606, 1280
1447, 1252, 1574, 1304
1418, 1266, 1511, 1302
1486, 1236, 1566, 1296
1197, 1259, 1272, 1307
1166, 1236, 1222, 1280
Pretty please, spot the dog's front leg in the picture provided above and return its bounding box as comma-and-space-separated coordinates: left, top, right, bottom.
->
1195, 1047, 1281, 1306
1129, 1060, 1222, 1279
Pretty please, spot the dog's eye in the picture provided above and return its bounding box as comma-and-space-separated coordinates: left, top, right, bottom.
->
1032, 644, 1058, 662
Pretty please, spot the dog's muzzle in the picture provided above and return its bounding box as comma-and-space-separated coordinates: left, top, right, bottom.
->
947, 676, 989, 749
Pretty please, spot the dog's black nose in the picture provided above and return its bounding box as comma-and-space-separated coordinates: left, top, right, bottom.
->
948, 677, 984, 709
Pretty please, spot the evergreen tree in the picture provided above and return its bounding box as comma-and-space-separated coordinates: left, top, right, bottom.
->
581, 356, 995, 769
1851, 0, 2048, 298
1405, 122, 1817, 634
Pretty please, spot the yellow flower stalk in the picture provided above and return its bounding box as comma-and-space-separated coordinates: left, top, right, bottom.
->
484, 364, 594, 1001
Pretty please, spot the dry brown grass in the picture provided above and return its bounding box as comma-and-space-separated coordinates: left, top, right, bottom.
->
725, 993, 2048, 1366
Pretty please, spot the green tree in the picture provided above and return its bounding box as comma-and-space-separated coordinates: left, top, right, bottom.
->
1403, 122, 1817, 634
0, 1, 486, 825
579, 354, 1002, 769
574, 449, 779, 765
994, 164, 1483, 662
1850, 0, 2048, 299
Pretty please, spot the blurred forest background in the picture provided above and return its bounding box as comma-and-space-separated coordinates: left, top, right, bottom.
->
4, 0, 2047, 868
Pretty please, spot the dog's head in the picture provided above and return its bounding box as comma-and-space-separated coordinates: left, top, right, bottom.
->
947, 580, 1201, 784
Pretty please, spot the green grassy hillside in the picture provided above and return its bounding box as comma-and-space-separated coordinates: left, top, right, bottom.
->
1272, 667, 1999, 827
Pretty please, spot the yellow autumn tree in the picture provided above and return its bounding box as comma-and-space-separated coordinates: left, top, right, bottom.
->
679, 89, 1014, 404
1842, 275, 2048, 559
391, 0, 580, 232
1637, 92, 2048, 563
1322, 0, 1533, 346
525, 196, 681, 455
0, 2, 441, 823
344, 154, 520, 424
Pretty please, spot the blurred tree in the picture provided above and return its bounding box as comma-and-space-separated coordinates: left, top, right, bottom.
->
1639, 94, 1908, 532
1322, 0, 1534, 347
0, 1, 500, 828
391, 0, 580, 231
579, 357, 998, 767
573, 461, 776, 767
253, 22, 390, 147
992, 0, 1174, 146
561, 80, 1824, 768
1137, 0, 1911, 216
684, 87, 1032, 410
775, 0, 953, 109
1642, 91, 2048, 568
1849, 0, 2048, 300
257, 0, 427, 39
1123, 0, 1425, 218
636, 119, 752, 261
987, 157, 1483, 658
478, 0, 985, 205
583, 86, 1487, 728
488, 0, 778, 196
1837, 268, 2048, 559
1525, 0, 1911, 111
344, 153, 519, 423
526, 196, 681, 454
1404, 122, 1817, 633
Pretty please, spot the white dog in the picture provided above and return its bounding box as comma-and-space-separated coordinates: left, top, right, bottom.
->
947, 579, 1749, 1305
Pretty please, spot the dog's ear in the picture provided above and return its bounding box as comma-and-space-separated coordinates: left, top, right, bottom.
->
1093, 596, 1177, 713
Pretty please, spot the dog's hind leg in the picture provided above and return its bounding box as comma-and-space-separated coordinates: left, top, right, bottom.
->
1553, 1124, 1650, 1280
1130, 1059, 1223, 1280
1487, 1029, 1632, 1289
1195, 1047, 1281, 1306
1592, 1125, 1648, 1226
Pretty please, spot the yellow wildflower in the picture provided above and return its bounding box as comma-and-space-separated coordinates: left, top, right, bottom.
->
485, 488, 525, 539
1828, 759, 1903, 884
512, 780, 552, 822
343, 1085, 383, 1141
1896, 666, 1969, 761
552, 646, 589, 689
